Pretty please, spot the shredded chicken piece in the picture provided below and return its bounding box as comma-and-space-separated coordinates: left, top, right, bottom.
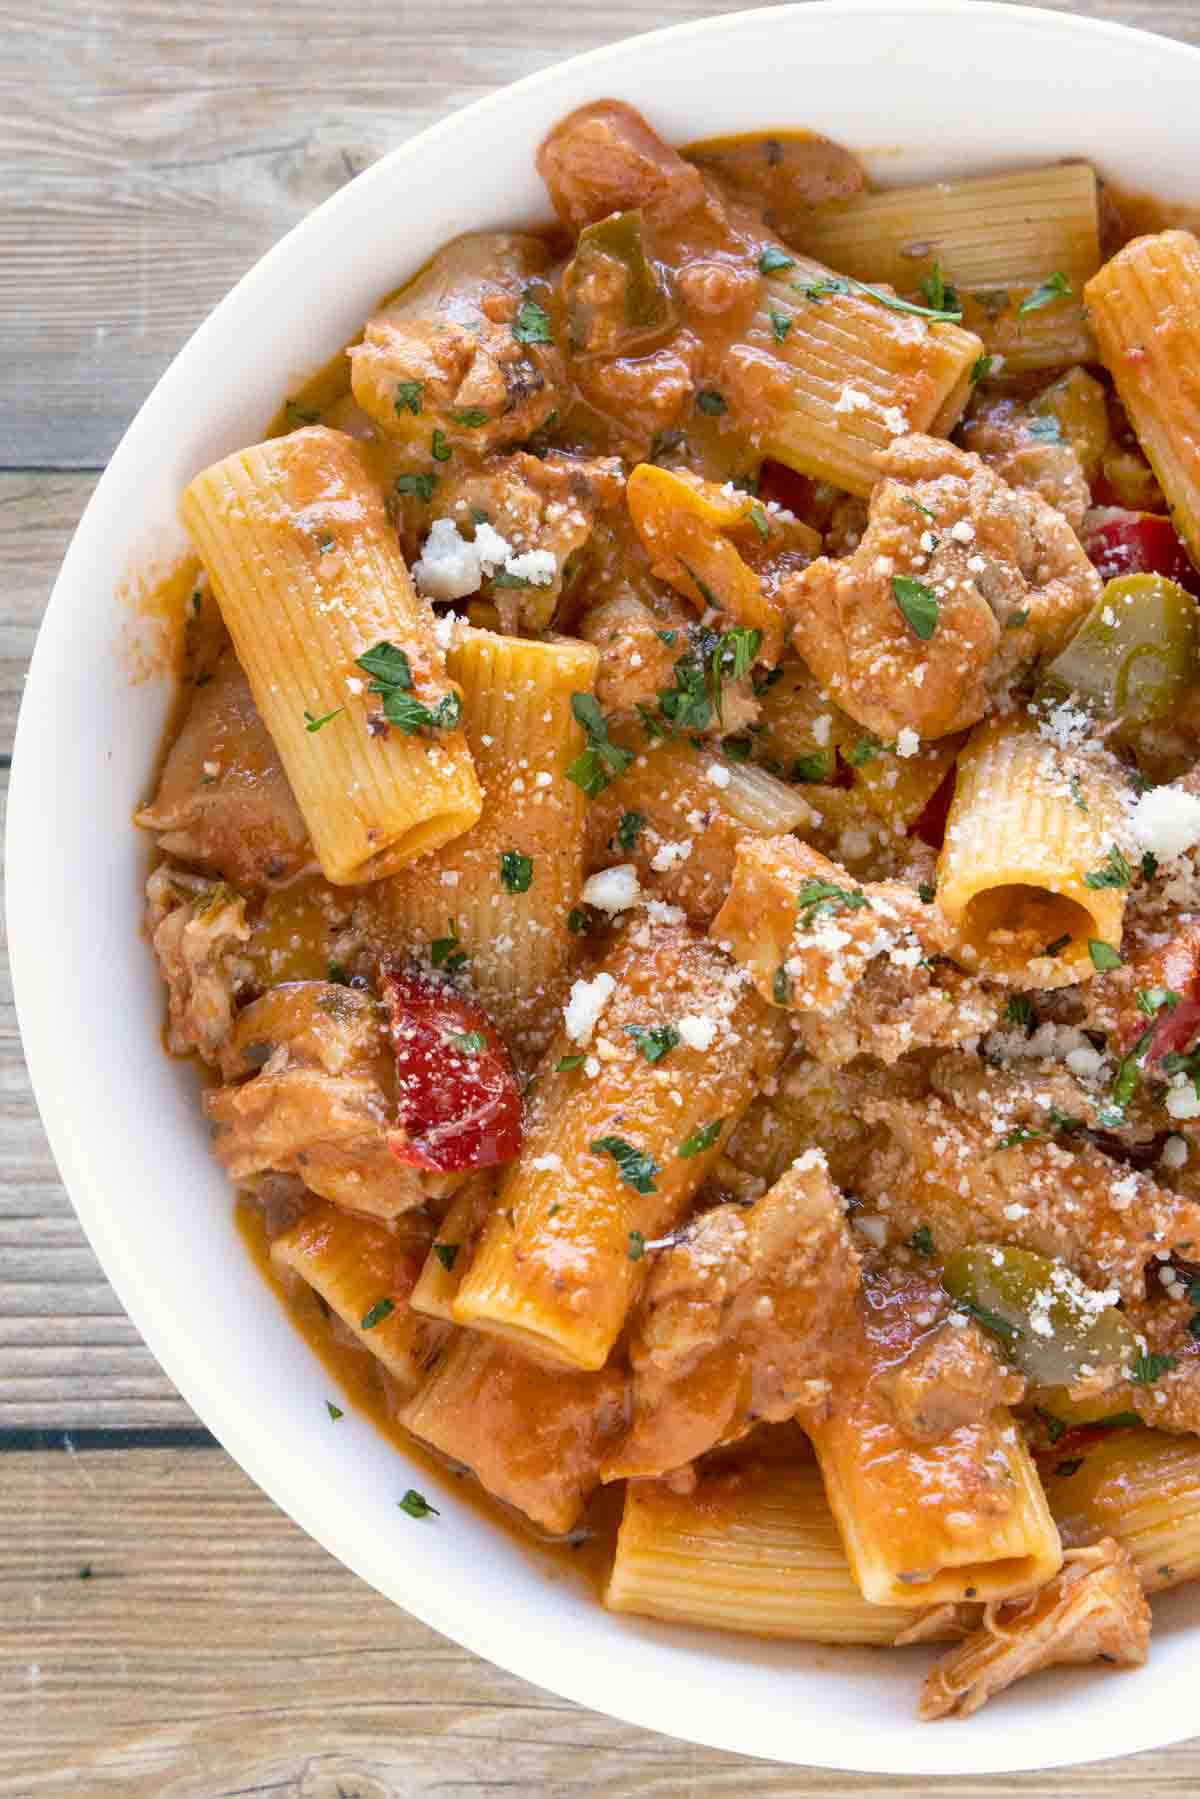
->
206, 980, 427, 1220
879, 1320, 1025, 1442
604, 1150, 861, 1479
857, 1092, 1200, 1302
919, 1540, 1149, 1719
137, 652, 311, 888
797, 956, 1000, 1068
578, 590, 693, 718
960, 392, 1091, 532
146, 865, 249, 1067
725, 1052, 929, 1196
928, 1051, 1148, 1145
783, 434, 1101, 741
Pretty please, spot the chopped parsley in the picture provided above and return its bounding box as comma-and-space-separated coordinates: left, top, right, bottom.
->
758, 245, 796, 274
513, 296, 553, 344
398, 1489, 439, 1519
285, 398, 320, 426
919, 261, 960, 313
1006, 608, 1031, 630
654, 626, 762, 734
1035, 1406, 1067, 1445
394, 381, 423, 416
450, 407, 490, 427
627, 1025, 680, 1064
1070, 775, 1089, 814
326, 1401, 344, 1421
395, 471, 437, 502
1054, 1457, 1085, 1479
628, 1229, 647, 1262
500, 850, 534, 893
1163, 1043, 1200, 1097
722, 735, 752, 762
769, 307, 793, 343
956, 1298, 1021, 1343
616, 810, 646, 852
360, 1298, 395, 1331
1084, 846, 1134, 890
773, 966, 792, 1005
847, 734, 889, 767
556, 1054, 586, 1072
433, 1242, 460, 1272
696, 389, 728, 416
795, 877, 869, 930
327, 962, 351, 986
1089, 940, 1123, 972
491, 570, 531, 589
1005, 995, 1037, 1032
892, 574, 939, 641
566, 908, 594, 936
449, 1031, 486, 1055
1110, 1029, 1152, 1114
431, 918, 468, 975
1020, 271, 1073, 315
996, 1127, 1044, 1149
590, 1136, 659, 1194
795, 272, 963, 323
431, 428, 451, 462
970, 353, 995, 384
304, 706, 343, 733
906, 1225, 935, 1257
1142, 850, 1160, 881
1138, 987, 1181, 1016
679, 1118, 724, 1157
902, 493, 936, 524
748, 500, 770, 542
566, 693, 635, 796
1130, 1352, 1178, 1386
918, 881, 936, 904
355, 641, 462, 734
1045, 933, 1072, 957
794, 751, 835, 783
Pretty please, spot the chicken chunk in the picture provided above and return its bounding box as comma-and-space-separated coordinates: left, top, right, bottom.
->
919, 1540, 1149, 1719
960, 392, 1091, 533
136, 652, 311, 889
537, 99, 711, 237
146, 865, 249, 1067
878, 1320, 1024, 1444
349, 233, 564, 456
784, 435, 1102, 741
856, 1092, 1200, 1302
577, 590, 692, 718
205, 981, 427, 1220
603, 1149, 861, 1479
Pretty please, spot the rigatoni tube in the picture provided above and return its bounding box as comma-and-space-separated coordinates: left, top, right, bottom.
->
181, 425, 481, 884
384, 626, 597, 1062
452, 917, 790, 1370
1043, 1425, 1200, 1595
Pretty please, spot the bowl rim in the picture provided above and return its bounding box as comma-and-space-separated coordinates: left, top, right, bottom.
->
10, 0, 1200, 1774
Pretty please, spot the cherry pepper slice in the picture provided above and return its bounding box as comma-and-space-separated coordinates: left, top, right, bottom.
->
1082, 508, 1200, 600
383, 968, 522, 1172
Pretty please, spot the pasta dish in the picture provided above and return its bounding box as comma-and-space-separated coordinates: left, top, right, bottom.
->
137, 99, 1200, 1719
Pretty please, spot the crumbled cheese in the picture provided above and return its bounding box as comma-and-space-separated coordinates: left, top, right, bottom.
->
580, 864, 641, 914
895, 727, 920, 759
1065, 1043, 1104, 1079
677, 1013, 717, 1051
793, 1147, 827, 1174
411, 518, 484, 601
439, 870, 460, 888
473, 521, 512, 572
563, 972, 616, 1046
535, 770, 553, 788
853, 1213, 887, 1247
1128, 785, 1200, 860
530, 1153, 563, 1173
431, 609, 464, 652
650, 838, 693, 872
504, 548, 557, 587
1162, 1134, 1190, 1170
812, 714, 832, 748
834, 385, 871, 414
1167, 1079, 1200, 1121
950, 519, 976, 545
705, 762, 732, 790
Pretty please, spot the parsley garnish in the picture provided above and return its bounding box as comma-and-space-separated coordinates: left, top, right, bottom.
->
285, 398, 320, 426
1035, 1406, 1067, 1445
996, 1127, 1044, 1149
556, 1054, 586, 1072
433, 1242, 459, 1272
449, 1031, 486, 1055
759, 245, 796, 274
627, 1025, 680, 1064
327, 963, 350, 986
848, 734, 888, 767
918, 881, 936, 904
304, 706, 343, 733
1055, 1457, 1085, 1479
450, 407, 490, 427
970, 353, 994, 384
919, 261, 960, 313
1163, 1043, 1200, 1096
361, 1298, 394, 1330
628, 1230, 647, 1261
396, 472, 437, 502
1142, 850, 1160, 881
566, 693, 634, 796
431, 918, 468, 975
769, 307, 793, 343
796, 273, 963, 323
398, 1489, 439, 1519
491, 570, 531, 588
1084, 846, 1134, 890
1138, 988, 1181, 1016
679, 1118, 724, 1157
1110, 1029, 1152, 1114
590, 1136, 659, 1194
1006, 608, 1030, 630
513, 296, 553, 344
902, 493, 936, 523
1006, 995, 1037, 1032
616, 810, 646, 852
1131, 1352, 1178, 1386
795, 877, 869, 929
957, 1298, 1021, 1343
326, 1401, 344, 1421
793, 751, 834, 783
696, 389, 727, 416
355, 641, 462, 734
1045, 933, 1072, 957
722, 735, 752, 762
394, 381, 423, 416
566, 908, 593, 935
892, 574, 939, 641
1089, 940, 1123, 972
1070, 775, 1089, 814
773, 966, 792, 1005
748, 501, 770, 542
500, 850, 534, 893
906, 1225, 934, 1257
431, 428, 451, 462
1020, 271, 1073, 315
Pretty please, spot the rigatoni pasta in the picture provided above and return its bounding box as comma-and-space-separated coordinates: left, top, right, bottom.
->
141, 92, 1200, 1725
181, 426, 481, 883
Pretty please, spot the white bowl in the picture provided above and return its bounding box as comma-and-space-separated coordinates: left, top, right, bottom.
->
10, 0, 1200, 1773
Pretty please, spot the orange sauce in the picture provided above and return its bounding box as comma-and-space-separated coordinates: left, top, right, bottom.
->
236, 1199, 622, 1592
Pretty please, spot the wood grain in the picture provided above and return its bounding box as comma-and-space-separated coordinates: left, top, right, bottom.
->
1, 1445, 1197, 1798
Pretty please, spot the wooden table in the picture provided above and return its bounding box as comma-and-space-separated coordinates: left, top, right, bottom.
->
5, 0, 1200, 1789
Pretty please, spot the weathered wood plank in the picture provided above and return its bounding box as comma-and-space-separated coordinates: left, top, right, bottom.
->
0, 1444, 1194, 1798
2, 0, 1199, 466
0, 474, 96, 751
